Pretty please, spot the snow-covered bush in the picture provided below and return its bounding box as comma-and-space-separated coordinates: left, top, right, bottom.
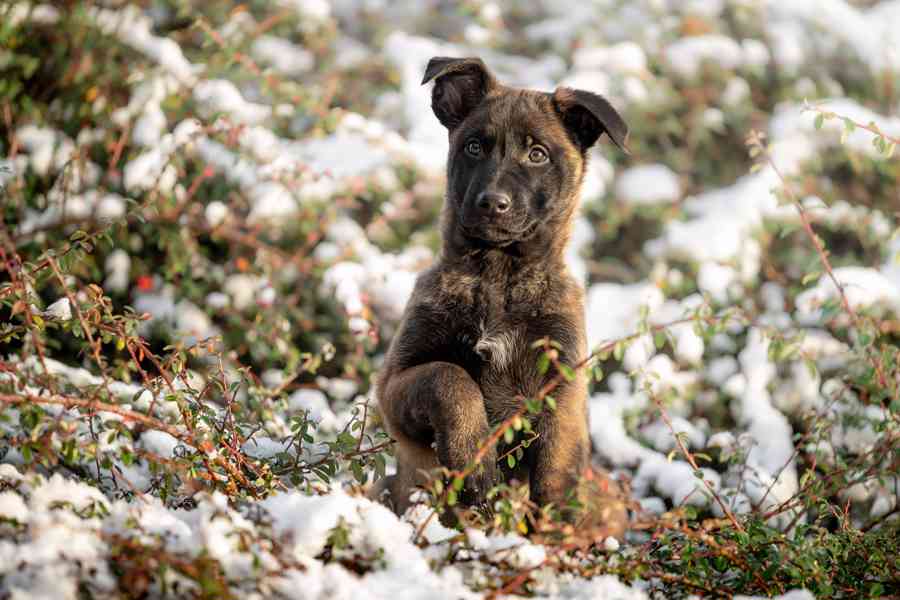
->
1, 1, 898, 598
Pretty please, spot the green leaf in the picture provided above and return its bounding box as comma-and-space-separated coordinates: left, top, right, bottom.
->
536, 353, 550, 375
779, 223, 798, 238
814, 113, 825, 130
804, 358, 818, 379
351, 460, 365, 484
654, 331, 667, 349
801, 271, 821, 285
558, 363, 575, 381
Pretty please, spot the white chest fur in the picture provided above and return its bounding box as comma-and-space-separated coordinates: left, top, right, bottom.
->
474, 321, 521, 370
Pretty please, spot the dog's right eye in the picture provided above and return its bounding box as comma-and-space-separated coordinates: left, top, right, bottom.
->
464, 140, 483, 157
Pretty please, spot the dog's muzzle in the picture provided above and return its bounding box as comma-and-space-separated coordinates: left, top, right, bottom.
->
460, 220, 540, 246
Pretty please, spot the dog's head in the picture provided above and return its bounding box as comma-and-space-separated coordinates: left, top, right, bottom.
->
423, 56, 628, 250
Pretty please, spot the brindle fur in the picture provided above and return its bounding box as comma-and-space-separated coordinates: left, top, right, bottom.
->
373, 57, 629, 521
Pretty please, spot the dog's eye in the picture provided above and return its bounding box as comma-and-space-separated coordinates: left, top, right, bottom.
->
465, 140, 483, 157
528, 146, 548, 164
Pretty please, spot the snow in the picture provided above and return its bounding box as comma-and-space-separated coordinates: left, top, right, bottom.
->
224, 274, 267, 311
124, 147, 172, 191
706, 356, 739, 385
742, 39, 771, 71
43, 298, 72, 321
586, 316, 816, 523
316, 377, 358, 403
5, 1, 899, 597
795, 267, 900, 324
566, 216, 596, 283
16, 125, 60, 176
664, 34, 744, 79
647, 210, 746, 264
251, 35, 315, 76
640, 416, 706, 453
615, 164, 681, 206
0, 492, 28, 522
320, 233, 427, 324
589, 386, 657, 467
204, 200, 229, 227
722, 77, 751, 107
193, 79, 273, 126
6, 2, 61, 26
132, 104, 167, 147
698, 262, 739, 304
573, 42, 648, 74
89, 5, 198, 85
288, 133, 391, 180
247, 181, 298, 223
585, 282, 664, 351
466, 530, 548, 568
28, 473, 110, 514
288, 389, 340, 430
633, 457, 720, 508
140, 430, 181, 458
770, 99, 900, 158
766, 0, 900, 76
277, 0, 331, 23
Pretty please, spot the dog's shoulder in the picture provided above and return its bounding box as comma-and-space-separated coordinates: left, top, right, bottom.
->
409, 259, 479, 308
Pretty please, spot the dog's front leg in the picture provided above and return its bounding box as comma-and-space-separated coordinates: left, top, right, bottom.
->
528, 378, 591, 518
380, 361, 499, 507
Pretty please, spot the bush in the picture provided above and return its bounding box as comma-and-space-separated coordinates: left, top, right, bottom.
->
1, 2, 898, 599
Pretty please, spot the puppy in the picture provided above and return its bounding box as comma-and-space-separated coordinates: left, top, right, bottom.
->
374, 57, 629, 522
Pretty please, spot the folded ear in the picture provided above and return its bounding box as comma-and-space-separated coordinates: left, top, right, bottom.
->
422, 56, 497, 130
552, 87, 629, 153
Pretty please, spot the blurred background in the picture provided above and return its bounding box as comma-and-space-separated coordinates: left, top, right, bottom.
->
1, 1, 899, 596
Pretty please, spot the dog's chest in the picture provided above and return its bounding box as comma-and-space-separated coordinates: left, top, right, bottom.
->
433, 261, 553, 374
453, 284, 538, 373
470, 320, 522, 371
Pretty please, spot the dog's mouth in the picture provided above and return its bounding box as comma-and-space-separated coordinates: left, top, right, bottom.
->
460, 221, 540, 246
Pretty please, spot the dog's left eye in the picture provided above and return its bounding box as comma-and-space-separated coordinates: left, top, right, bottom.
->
528, 146, 548, 164
465, 140, 483, 157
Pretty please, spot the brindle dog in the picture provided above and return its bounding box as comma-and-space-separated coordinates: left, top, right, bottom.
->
374, 57, 629, 521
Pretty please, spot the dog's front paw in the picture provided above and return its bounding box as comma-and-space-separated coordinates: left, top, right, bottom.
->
458, 451, 499, 508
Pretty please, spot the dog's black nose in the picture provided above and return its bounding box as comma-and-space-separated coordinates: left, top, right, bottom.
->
476, 192, 511, 215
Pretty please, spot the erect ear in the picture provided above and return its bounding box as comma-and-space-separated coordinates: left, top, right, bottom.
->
421, 56, 497, 130
552, 87, 629, 153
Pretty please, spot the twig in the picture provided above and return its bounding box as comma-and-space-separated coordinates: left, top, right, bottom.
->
749, 129, 892, 393
803, 103, 900, 146
652, 396, 745, 533
412, 311, 734, 543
